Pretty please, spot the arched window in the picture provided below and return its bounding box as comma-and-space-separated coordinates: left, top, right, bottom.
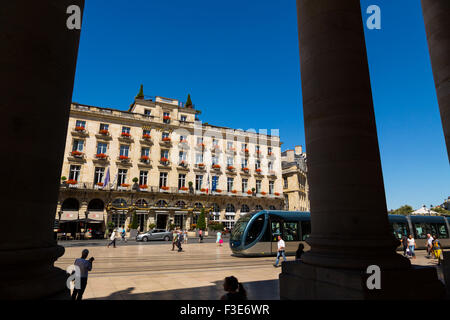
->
194, 202, 203, 209
88, 199, 104, 211
62, 198, 79, 211
156, 200, 168, 207
226, 204, 235, 213
241, 204, 250, 213
135, 199, 148, 208
112, 198, 127, 207
255, 205, 263, 211
212, 203, 220, 213
176, 201, 186, 208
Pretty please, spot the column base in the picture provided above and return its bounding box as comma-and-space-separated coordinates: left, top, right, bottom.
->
0, 246, 71, 300
280, 261, 446, 300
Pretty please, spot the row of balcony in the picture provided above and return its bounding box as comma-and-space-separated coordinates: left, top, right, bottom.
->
72, 128, 276, 157
60, 181, 283, 198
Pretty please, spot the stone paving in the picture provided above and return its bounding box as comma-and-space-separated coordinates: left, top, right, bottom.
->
55, 243, 444, 300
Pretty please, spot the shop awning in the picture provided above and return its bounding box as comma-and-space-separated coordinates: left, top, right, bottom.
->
60, 211, 78, 221
87, 212, 104, 221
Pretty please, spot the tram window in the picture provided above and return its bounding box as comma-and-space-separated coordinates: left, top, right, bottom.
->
414, 223, 449, 239
301, 221, 311, 241
245, 216, 265, 245
391, 222, 408, 240
283, 222, 299, 241
271, 221, 281, 241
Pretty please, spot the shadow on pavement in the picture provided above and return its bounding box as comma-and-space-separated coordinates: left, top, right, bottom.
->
88, 279, 279, 300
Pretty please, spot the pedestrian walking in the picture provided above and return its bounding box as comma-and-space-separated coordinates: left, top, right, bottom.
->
216, 231, 222, 246
172, 229, 178, 251
121, 228, 127, 242
295, 243, 304, 261
407, 234, 416, 259
107, 229, 117, 248
71, 249, 94, 301
432, 235, 443, 265
273, 236, 287, 267
183, 230, 188, 244
198, 229, 203, 243
177, 229, 184, 252
426, 233, 433, 258
220, 276, 247, 300
401, 234, 408, 256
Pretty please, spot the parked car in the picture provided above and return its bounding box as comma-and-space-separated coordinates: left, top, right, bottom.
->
136, 229, 173, 242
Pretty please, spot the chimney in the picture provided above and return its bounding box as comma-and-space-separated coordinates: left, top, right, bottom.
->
295, 145, 303, 155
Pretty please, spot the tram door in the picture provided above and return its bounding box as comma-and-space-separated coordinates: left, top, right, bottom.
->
270, 217, 282, 254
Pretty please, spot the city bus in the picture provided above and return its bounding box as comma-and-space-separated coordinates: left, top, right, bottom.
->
229, 210, 450, 257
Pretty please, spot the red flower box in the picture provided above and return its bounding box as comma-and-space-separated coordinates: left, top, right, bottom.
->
231, 190, 237, 194
71, 150, 83, 156
161, 186, 170, 190
198, 163, 205, 167
141, 155, 149, 161
212, 164, 221, 169
96, 182, 104, 186
179, 186, 188, 191
215, 189, 222, 193
67, 179, 77, 185
261, 192, 267, 195
119, 155, 129, 160
121, 132, 131, 137
255, 168, 262, 173
200, 188, 206, 192
274, 192, 280, 196
247, 190, 253, 195
121, 183, 130, 187
227, 166, 234, 170
139, 185, 148, 189
162, 137, 171, 142
99, 129, 109, 135
96, 153, 107, 159
142, 134, 151, 139
242, 167, 249, 171
160, 157, 169, 162
163, 115, 171, 120
75, 126, 85, 132
243, 149, 249, 153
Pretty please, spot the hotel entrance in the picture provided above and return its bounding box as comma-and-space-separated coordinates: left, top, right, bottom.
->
156, 213, 168, 229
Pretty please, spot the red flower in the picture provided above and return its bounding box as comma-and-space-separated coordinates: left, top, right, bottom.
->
247, 190, 253, 195
99, 129, 109, 135
71, 150, 83, 156
161, 186, 170, 190
242, 167, 249, 171
75, 126, 85, 132
215, 189, 222, 193
96, 182, 104, 186
141, 155, 149, 161
274, 192, 280, 196
96, 153, 107, 159
201, 188, 206, 192
67, 179, 77, 185
121, 132, 131, 137
139, 185, 148, 189
231, 190, 237, 194
227, 166, 234, 170
142, 134, 151, 139
213, 164, 221, 169
255, 168, 262, 173
163, 115, 171, 120
162, 137, 171, 142
179, 186, 188, 191
198, 163, 205, 167
119, 155, 129, 160
121, 183, 130, 187
160, 157, 169, 162
244, 149, 249, 153
261, 192, 267, 195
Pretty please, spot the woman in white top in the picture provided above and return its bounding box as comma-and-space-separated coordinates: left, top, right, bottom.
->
407, 234, 416, 259
107, 229, 117, 248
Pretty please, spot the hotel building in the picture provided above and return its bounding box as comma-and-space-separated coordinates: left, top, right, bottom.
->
56, 95, 284, 235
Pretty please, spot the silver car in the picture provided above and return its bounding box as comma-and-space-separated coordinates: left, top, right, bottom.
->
136, 229, 173, 242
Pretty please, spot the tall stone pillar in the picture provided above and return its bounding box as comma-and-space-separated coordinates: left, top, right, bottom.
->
279, 0, 445, 299
421, 0, 450, 162
0, 1, 84, 299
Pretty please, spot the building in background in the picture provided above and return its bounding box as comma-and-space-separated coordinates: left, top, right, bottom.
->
282, 146, 309, 212
56, 93, 284, 236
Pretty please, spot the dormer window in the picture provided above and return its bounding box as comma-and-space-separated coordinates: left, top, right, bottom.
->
144, 109, 151, 116
180, 115, 187, 122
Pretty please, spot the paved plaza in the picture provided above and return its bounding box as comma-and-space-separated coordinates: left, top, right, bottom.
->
55, 242, 444, 300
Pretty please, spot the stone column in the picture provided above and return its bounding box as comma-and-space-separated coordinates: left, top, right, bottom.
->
0, 1, 84, 299
279, 0, 445, 299
421, 0, 450, 162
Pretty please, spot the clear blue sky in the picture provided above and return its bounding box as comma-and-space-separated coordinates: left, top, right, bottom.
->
72, 0, 449, 210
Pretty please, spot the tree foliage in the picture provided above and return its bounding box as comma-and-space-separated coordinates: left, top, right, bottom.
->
185, 94, 193, 107
432, 207, 450, 215
197, 208, 206, 230
390, 205, 414, 215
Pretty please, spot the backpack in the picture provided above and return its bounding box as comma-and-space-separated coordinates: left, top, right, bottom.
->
178, 233, 184, 242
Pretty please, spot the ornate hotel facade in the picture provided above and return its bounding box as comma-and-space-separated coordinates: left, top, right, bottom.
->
56, 95, 284, 234
282, 146, 310, 212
